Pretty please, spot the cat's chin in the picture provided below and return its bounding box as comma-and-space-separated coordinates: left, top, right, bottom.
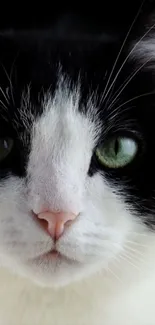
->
11, 247, 105, 289
32, 249, 80, 269
19, 250, 89, 288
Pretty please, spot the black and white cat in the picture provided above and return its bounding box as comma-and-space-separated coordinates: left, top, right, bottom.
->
0, 2, 155, 324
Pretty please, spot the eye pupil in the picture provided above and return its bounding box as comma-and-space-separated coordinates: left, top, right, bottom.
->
114, 139, 119, 155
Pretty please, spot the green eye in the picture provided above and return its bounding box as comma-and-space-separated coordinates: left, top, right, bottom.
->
0, 138, 14, 162
96, 136, 138, 168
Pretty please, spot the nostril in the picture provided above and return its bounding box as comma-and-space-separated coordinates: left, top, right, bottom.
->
65, 220, 73, 228
38, 218, 49, 233
32, 211, 49, 234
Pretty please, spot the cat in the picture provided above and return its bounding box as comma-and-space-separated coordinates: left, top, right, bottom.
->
0, 1, 155, 324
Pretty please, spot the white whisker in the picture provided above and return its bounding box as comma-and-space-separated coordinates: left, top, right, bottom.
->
107, 266, 123, 283
125, 250, 145, 265
9, 54, 19, 106
108, 69, 154, 108
102, 21, 155, 106
120, 252, 141, 271
124, 244, 144, 256
107, 55, 154, 111
108, 90, 155, 114
123, 246, 145, 264
128, 231, 147, 236
0, 87, 9, 104
125, 240, 149, 248
0, 99, 8, 111
0, 63, 15, 106
101, 0, 145, 104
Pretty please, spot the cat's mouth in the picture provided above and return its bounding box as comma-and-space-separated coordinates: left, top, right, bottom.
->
32, 249, 79, 265
41, 249, 68, 260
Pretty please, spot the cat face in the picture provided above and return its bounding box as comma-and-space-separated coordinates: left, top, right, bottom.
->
0, 6, 155, 287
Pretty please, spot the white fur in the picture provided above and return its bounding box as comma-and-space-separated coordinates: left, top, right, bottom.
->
0, 81, 155, 324
1, 234, 155, 325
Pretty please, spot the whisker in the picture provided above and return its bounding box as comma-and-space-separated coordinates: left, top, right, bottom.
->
102, 21, 155, 105
101, 0, 145, 104
119, 252, 141, 271
106, 70, 148, 108
107, 56, 154, 111
0, 99, 8, 111
125, 240, 149, 248
124, 244, 143, 255
108, 90, 155, 114
124, 250, 145, 265
106, 105, 135, 122
0, 87, 9, 104
107, 266, 123, 283
0, 63, 15, 106
128, 231, 147, 236
9, 52, 19, 106
123, 244, 145, 260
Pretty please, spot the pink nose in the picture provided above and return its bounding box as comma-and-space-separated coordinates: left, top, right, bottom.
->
36, 211, 77, 240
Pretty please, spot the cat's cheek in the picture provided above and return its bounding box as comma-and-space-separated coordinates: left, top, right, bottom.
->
0, 177, 52, 259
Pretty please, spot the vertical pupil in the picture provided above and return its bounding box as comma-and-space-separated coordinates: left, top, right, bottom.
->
114, 139, 119, 155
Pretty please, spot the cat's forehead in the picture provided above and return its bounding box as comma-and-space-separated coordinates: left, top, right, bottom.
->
27, 82, 100, 194
31, 78, 99, 144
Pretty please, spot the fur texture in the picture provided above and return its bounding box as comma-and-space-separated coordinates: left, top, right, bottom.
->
0, 2, 155, 324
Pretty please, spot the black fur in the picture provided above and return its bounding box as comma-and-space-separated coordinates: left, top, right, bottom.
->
0, 1, 155, 223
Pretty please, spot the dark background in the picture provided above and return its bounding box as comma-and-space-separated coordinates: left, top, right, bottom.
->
0, 1, 153, 32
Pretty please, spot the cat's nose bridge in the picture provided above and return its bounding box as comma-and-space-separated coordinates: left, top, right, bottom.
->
29, 171, 83, 216
28, 149, 85, 214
